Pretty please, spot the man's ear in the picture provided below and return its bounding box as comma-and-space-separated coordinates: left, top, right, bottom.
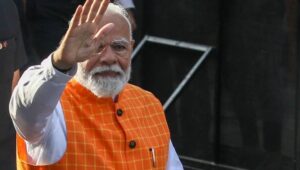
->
131, 39, 135, 48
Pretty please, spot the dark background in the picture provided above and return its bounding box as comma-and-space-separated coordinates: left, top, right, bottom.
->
130, 0, 300, 169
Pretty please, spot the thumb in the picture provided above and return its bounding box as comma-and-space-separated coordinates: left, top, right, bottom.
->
94, 23, 115, 40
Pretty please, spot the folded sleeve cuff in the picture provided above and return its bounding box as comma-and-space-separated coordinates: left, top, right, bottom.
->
41, 54, 77, 85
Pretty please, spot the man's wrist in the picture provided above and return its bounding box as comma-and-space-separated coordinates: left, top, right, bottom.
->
51, 52, 73, 73
52, 64, 72, 73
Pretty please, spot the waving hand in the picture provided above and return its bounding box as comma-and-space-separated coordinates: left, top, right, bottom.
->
52, 0, 114, 70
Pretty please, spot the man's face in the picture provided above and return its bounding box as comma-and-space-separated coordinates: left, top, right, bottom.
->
75, 12, 134, 97
83, 11, 133, 75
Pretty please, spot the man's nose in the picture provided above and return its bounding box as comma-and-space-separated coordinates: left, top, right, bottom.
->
98, 45, 117, 65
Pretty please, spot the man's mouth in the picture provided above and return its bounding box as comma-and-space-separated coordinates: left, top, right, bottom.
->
93, 71, 121, 78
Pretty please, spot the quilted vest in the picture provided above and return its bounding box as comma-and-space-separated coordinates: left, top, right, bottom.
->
16, 79, 170, 170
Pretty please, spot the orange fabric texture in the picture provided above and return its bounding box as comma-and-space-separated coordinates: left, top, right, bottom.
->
17, 79, 170, 170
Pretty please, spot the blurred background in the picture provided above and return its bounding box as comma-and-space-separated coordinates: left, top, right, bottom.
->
14, 0, 300, 169
131, 0, 299, 170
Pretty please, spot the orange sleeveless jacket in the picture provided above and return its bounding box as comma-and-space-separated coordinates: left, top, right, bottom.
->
17, 80, 170, 170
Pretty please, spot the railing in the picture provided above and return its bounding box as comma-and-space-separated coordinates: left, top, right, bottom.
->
131, 35, 212, 110
131, 35, 249, 170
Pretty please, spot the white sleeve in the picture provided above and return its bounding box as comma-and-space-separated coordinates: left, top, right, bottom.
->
116, 0, 135, 9
25, 102, 67, 165
166, 140, 184, 170
9, 55, 76, 144
9, 55, 76, 165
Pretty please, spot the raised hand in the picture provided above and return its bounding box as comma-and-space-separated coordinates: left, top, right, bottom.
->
52, 0, 114, 70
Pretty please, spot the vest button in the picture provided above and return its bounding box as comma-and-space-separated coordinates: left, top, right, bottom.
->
116, 109, 123, 116
129, 140, 136, 149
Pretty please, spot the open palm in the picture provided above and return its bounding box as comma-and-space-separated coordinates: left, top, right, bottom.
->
65, 22, 99, 61
53, 0, 113, 70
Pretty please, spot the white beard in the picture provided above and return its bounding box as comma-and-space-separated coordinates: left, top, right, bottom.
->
75, 64, 131, 98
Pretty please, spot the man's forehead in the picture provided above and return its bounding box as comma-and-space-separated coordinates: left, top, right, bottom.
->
102, 36, 130, 44
99, 15, 131, 42
101, 12, 130, 28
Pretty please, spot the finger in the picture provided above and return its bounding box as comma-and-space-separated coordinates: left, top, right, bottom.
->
79, 24, 113, 56
93, 23, 114, 53
94, 0, 110, 25
93, 23, 114, 41
69, 5, 83, 30
80, 0, 93, 24
87, 0, 101, 22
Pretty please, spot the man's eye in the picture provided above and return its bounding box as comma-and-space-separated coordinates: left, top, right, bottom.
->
111, 44, 127, 51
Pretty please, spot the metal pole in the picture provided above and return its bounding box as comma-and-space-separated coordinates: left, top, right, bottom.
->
180, 155, 248, 170
163, 47, 212, 110
131, 35, 149, 60
147, 36, 210, 52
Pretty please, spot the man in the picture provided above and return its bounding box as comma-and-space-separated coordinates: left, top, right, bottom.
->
0, 0, 28, 169
10, 0, 183, 169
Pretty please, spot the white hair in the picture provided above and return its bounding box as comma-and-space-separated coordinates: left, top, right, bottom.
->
106, 3, 132, 38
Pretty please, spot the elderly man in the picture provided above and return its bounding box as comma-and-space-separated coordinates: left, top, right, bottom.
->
10, 0, 183, 169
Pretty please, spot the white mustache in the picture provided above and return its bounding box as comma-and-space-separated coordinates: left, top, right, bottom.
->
90, 65, 125, 77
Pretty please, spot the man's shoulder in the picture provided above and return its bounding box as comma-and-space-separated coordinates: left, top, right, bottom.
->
122, 84, 164, 110
124, 83, 152, 95
124, 83, 158, 100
